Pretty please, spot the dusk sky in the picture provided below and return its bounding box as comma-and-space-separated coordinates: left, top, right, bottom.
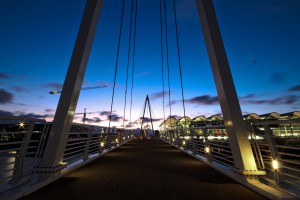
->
0, 0, 300, 128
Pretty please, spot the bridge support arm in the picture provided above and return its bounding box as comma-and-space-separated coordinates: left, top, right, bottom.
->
36, 0, 103, 172
195, 0, 258, 173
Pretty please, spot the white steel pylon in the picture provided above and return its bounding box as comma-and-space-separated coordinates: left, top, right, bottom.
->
139, 95, 154, 139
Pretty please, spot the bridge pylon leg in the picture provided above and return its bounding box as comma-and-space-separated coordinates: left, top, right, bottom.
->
34, 0, 103, 176
195, 0, 264, 176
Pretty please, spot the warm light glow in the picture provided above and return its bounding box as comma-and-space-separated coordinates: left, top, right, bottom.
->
115, 139, 119, 143
59, 161, 67, 165
226, 120, 233, 126
182, 140, 186, 145
205, 146, 210, 153
19, 121, 25, 129
272, 160, 279, 169
207, 135, 228, 140
208, 136, 214, 140
184, 136, 191, 140
172, 138, 175, 142
100, 142, 104, 147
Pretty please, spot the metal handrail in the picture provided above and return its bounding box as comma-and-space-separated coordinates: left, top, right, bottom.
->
160, 118, 300, 197
0, 116, 134, 195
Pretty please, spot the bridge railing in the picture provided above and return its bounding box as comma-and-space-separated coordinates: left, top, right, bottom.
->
0, 116, 46, 193
0, 116, 134, 195
249, 118, 300, 196
160, 118, 300, 197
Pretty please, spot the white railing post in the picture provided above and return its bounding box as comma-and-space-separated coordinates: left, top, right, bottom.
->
107, 128, 113, 149
9, 120, 35, 185
83, 127, 93, 161
192, 130, 197, 155
202, 128, 212, 161
125, 129, 128, 143
263, 124, 280, 185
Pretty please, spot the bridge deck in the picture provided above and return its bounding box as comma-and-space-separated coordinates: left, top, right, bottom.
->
21, 139, 266, 200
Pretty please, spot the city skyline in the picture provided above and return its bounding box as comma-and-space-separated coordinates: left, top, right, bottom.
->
0, 0, 300, 129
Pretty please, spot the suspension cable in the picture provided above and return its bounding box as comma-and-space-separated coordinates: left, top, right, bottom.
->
172, 0, 187, 130
123, 0, 135, 130
159, 0, 166, 129
129, 0, 138, 128
163, 0, 172, 126
109, 0, 126, 128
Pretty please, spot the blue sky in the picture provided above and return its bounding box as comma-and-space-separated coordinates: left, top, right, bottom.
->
0, 0, 300, 128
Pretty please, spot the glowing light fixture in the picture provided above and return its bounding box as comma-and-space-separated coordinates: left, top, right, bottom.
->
59, 161, 67, 165
182, 140, 186, 145
272, 160, 279, 169
19, 121, 25, 129
100, 142, 104, 147
204, 146, 210, 153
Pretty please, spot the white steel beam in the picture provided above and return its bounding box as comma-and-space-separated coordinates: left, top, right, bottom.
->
195, 0, 258, 172
38, 0, 103, 169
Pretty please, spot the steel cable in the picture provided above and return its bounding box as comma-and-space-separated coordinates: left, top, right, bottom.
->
109, 0, 126, 128
172, 0, 187, 131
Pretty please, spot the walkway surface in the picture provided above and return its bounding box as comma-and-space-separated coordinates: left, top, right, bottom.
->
21, 139, 266, 200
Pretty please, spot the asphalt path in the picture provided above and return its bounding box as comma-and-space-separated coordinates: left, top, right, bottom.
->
21, 139, 267, 200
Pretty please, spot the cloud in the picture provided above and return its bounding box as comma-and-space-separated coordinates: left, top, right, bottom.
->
109, 114, 123, 122
16, 75, 39, 80
125, 122, 137, 128
94, 81, 124, 89
136, 71, 151, 77
139, 117, 161, 123
0, 72, 10, 79
0, 110, 52, 119
167, 115, 182, 119
186, 95, 219, 105
240, 93, 259, 100
99, 111, 123, 122
150, 91, 169, 100
11, 86, 28, 92
45, 109, 55, 113
44, 82, 63, 89
288, 85, 300, 92
0, 110, 14, 116
166, 100, 178, 106
82, 117, 102, 123
0, 89, 13, 104
13, 102, 27, 106
182, 92, 299, 107
241, 95, 299, 105
93, 117, 102, 123
22, 113, 54, 119
270, 72, 285, 84
100, 111, 111, 116
12, 111, 53, 119
238, 92, 299, 105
